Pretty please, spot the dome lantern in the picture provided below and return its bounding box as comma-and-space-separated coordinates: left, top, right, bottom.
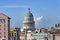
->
25, 8, 33, 17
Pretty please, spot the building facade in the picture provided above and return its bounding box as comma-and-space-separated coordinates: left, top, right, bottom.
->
23, 8, 35, 32
20, 30, 35, 40
33, 28, 48, 40
20, 8, 36, 40
48, 23, 60, 40
0, 13, 10, 40
20, 31, 26, 40
10, 28, 20, 40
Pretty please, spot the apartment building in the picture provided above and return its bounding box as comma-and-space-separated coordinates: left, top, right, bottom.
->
0, 13, 10, 40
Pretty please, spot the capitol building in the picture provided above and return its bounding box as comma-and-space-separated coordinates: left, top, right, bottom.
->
23, 8, 35, 32
20, 8, 48, 40
20, 8, 60, 40
1, 8, 60, 40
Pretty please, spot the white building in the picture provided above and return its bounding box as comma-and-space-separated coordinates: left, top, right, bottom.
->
32, 33, 48, 40
23, 8, 35, 32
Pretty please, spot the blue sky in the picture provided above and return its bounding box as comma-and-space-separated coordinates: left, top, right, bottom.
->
0, 0, 60, 28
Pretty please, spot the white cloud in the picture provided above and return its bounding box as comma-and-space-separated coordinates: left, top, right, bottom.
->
34, 16, 43, 25
0, 5, 28, 8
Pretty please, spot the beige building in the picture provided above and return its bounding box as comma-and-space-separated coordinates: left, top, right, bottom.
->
20, 31, 25, 40
0, 13, 10, 40
48, 23, 60, 40
20, 30, 35, 40
27, 31, 35, 40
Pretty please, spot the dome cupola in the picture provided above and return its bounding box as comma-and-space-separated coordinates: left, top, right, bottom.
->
25, 8, 33, 17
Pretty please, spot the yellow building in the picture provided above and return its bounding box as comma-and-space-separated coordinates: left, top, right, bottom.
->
10, 28, 20, 40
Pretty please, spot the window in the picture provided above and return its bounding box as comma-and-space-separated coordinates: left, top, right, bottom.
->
0, 25, 1, 27
4, 36, 6, 38
0, 32, 1, 34
4, 24, 5, 27
4, 28, 6, 30
3, 19, 5, 23
4, 32, 6, 34
0, 28, 1, 30
0, 19, 2, 23
0, 36, 1, 38
0, 19, 5, 24
12, 33, 13, 36
15, 33, 16, 37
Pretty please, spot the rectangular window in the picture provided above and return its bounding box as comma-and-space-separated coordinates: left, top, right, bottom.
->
0, 36, 1, 38
12, 33, 13, 36
3, 19, 5, 23
0, 25, 1, 27
0, 28, 1, 30
4, 28, 6, 30
0, 32, 1, 34
0, 19, 5, 24
0, 19, 2, 24
15, 33, 16, 36
4, 32, 6, 34
4, 36, 6, 38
